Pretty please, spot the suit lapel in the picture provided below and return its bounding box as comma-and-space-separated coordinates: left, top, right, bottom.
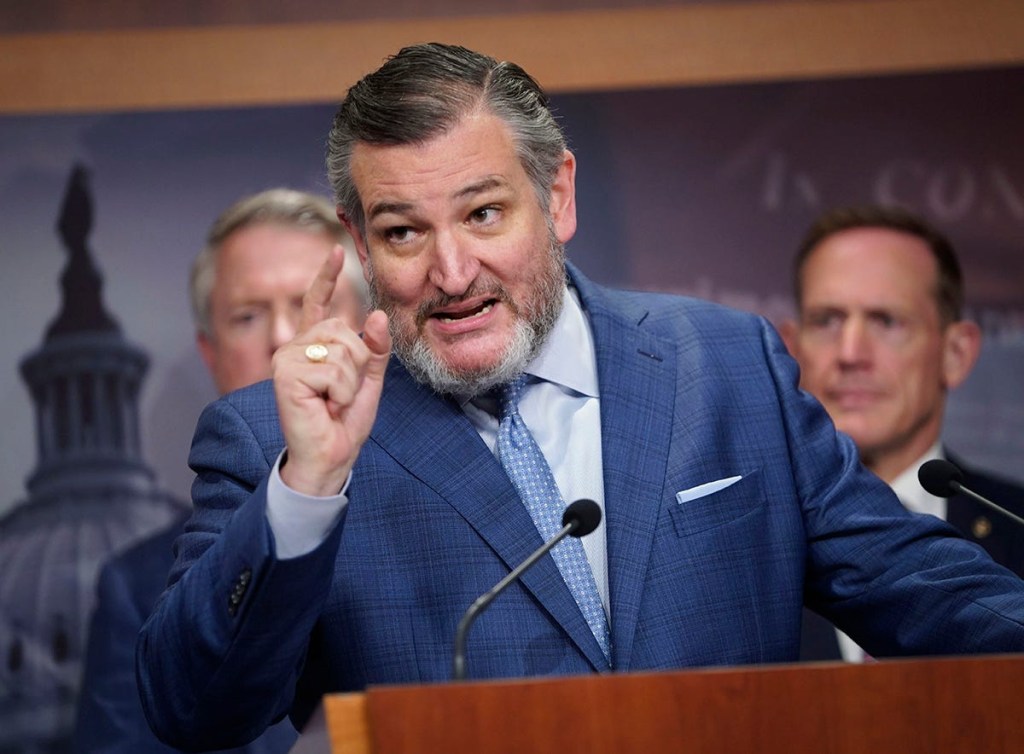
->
370, 358, 610, 670
574, 272, 677, 670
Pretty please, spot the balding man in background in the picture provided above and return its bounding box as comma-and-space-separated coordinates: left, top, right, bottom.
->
781, 204, 1024, 662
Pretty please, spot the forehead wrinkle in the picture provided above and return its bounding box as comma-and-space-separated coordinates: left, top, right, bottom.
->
455, 175, 506, 200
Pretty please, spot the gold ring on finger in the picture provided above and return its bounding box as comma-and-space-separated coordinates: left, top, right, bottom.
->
305, 343, 329, 363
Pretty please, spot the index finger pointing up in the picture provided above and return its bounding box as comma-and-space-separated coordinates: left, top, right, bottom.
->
301, 244, 346, 331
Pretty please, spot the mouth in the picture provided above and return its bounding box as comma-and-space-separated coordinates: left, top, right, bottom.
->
430, 297, 499, 324
828, 388, 883, 409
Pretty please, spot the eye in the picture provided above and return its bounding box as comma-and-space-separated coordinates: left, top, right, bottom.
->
467, 206, 500, 226
224, 307, 267, 334
805, 310, 844, 331
866, 311, 909, 334
383, 226, 417, 245
871, 312, 898, 329
867, 311, 913, 343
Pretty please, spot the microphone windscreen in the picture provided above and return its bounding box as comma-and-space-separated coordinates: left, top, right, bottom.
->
563, 499, 602, 537
918, 459, 964, 498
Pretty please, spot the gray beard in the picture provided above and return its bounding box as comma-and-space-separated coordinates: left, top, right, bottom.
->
400, 315, 542, 398
369, 240, 566, 398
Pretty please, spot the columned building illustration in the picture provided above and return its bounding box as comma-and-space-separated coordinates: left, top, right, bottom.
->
0, 166, 185, 753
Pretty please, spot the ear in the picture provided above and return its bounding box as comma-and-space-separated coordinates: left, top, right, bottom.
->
941, 320, 982, 390
339, 211, 371, 280
779, 319, 800, 357
196, 331, 217, 374
549, 149, 578, 244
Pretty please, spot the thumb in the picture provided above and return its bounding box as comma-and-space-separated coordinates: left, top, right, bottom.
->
362, 310, 392, 374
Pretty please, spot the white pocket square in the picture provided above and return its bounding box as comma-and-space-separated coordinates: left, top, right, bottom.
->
675, 476, 743, 505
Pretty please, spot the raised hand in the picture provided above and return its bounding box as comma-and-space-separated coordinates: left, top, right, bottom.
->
272, 244, 390, 496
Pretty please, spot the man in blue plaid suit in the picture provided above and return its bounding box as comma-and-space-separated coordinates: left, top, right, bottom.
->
138, 43, 1024, 750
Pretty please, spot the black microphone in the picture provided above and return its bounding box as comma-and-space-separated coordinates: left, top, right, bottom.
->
451, 498, 602, 681
918, 459, 1024, 528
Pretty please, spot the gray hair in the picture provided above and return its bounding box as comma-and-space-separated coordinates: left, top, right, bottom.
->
326, 42, 567, 236
190, 188, 366, 335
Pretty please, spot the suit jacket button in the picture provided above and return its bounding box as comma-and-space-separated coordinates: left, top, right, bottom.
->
227, 569, 252, 616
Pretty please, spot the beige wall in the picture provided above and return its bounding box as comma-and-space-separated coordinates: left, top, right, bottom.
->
2, 0, 1023, 113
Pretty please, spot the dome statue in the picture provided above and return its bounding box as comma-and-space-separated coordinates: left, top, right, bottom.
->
0, 165, 186, 752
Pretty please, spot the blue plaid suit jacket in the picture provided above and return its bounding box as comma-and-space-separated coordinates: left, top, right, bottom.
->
800, 459, 1024, 661
138, 265, 1024, 749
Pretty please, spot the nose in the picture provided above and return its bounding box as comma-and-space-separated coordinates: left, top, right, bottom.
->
836, 318, 873, 366
427, 230, 480, 296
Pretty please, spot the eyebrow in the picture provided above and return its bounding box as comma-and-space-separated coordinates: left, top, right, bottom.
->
455, 176, 506, 200
365, 176, 508, 222
366, 200, 413, 222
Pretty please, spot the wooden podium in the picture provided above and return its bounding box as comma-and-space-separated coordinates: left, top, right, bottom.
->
292, 654, 1024, 753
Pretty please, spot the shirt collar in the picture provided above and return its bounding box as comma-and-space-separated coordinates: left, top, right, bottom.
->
891, 442, 946, 517
524, 285, 599, 399
454, 284, 598, 410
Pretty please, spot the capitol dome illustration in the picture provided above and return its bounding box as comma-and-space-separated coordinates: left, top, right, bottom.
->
0, 166, 186, 753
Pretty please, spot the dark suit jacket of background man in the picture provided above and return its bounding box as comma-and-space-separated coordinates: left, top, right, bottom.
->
137, 264, 1024, 750
76, 514, 298, 753
800, 460, 1024, 661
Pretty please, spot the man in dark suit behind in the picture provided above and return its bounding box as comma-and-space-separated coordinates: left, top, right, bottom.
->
781, 205, 1024, 662
74, 189, 366, 752
136, 45, 1024, 751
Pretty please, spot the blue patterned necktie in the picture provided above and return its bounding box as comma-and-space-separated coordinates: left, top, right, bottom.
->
496, 375, 611, 663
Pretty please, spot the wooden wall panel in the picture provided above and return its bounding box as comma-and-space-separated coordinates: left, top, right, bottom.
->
1, 0, 1023, 113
